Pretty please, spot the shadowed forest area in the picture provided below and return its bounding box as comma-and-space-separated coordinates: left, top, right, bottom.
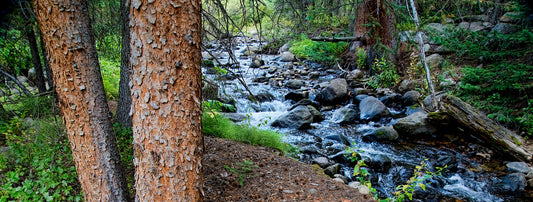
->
0, 0, 532, 201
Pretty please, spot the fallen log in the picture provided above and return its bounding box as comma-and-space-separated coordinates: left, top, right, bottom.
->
428, 95, 532, 162
310, 36, 365, 42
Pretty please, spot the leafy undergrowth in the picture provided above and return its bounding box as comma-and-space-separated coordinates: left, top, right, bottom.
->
432, 27, 533, 136
289, 34, 348, 65
0, 96, 83, 201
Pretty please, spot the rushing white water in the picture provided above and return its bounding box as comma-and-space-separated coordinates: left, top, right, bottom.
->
201, 37, 523, 201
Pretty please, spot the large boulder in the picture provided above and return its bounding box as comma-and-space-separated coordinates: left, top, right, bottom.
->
330, 104, 358, 124
315, 78, 348, 106
271, 105, 321, 129
494, 173, 527, 194
285, 79, 304, 89
403, 90, 421, 106
359, 96, 390, 120
362, 126, 399, 142
426, 53, 444, 69
491, 23, 520, 34
280, 51, 296, 62
393, 112, 437, 137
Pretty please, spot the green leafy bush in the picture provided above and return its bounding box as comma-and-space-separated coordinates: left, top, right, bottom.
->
289, 35, 348, 65
367, 57, 399, 89
6, 96, 55, 118
458, 63, 533, 135
0, 117, 83, 202
100, 58, 120, 100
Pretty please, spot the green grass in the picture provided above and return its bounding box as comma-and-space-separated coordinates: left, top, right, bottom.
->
202, 112, 297, 155
99, 58, 120, 100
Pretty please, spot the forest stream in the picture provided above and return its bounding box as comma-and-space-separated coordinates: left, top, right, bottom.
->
202, 36, 532, 201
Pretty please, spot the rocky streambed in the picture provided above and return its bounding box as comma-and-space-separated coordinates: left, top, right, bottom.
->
201, 36, 533, 201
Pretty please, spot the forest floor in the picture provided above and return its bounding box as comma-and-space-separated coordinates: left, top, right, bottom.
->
202, 136, 374, 202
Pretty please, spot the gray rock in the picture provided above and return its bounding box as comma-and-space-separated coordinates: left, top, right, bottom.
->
367, 154, 392, 172
309, 71, 321, 79
456, 22, 470, 30
333, 178, 346, 184
220, 113, 246, 122
271, 105, 321, 129
398, 79, 415, 93
423, 93, 445, 112
354, 88, 371, 95
330, 105, 359, 124
393, 112, 437, 137
358, 185, 370, 195
255, 92, 275, 102
425, 23, 447, 34
496, 173, 527, 193
426, 53, 444, 69
355, 95, 369, 102
359, 96, 390, 120
250, 57, 265, 68
301, 145, 318, 154
491, 23, 520, 34
285, 91, 306, 102
348, 181, 361, 189
345, 69, 364, 81
363, 126, 399, 142
500, 12, 523, 23
279, 43, 290, 53
315, 78, 348, 105
324, 134, 350, 146
403, 90, 421, 106
439, 78, 457, 88
280, 51, 296, 62
312, 157, 331, 168
285, 79, 304, 89
324, 164, 341, 177
333, 174, 348, 184
507, 162, 531, 174
468, 21, 490, 32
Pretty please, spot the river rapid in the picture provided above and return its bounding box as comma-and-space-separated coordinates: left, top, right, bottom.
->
202, 36, 531, 201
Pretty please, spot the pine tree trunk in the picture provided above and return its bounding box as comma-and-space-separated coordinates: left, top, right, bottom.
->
130, 0, 204, 200
115, 0, 132, 128
353, 0, 396, 62
33, 0, 130, 200
26, 26, 47, 93
38, 29, 54, 90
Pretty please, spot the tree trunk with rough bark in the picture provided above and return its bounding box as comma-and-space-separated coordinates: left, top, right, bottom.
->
26, 26, 47, 93
130, 0, 203, 200
428, 95, 532, 162
33, 0, 130, 200
353, 0, 396, 63
115, 0, 132, 128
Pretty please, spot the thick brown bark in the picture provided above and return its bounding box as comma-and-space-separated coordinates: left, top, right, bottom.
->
33, 0, 130, 201
353, 0, 396, 61
26, 26, 47, 93
130, 0, 203, 201
115, 0, 132, 128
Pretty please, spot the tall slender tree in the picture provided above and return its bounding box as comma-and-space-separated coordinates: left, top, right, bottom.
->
26, 25, 47, 93
115, 0, 132, 128
129, 0, 204, 200
33, 0, 130, 200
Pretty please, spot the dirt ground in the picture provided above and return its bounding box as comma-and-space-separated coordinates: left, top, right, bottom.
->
202, 136, 374, 202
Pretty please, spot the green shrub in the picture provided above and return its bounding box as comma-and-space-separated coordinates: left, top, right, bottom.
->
6, 96, 55, 118
100, 58, 120, 100
202, 112, 297, 155
289, 34, 348, 65
367, 57, 399, 89
0, 117, 83, 202
458, 63, 533, 135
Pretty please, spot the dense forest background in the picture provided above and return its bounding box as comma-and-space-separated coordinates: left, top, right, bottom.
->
0, 0, 532, 200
